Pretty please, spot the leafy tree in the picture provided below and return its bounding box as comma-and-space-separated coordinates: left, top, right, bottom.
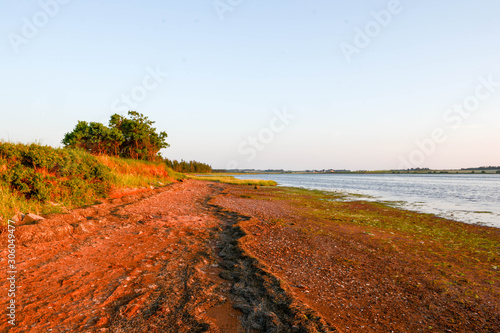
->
108, 111, 169, 160
88, 122, 111, 155
62, 111, 169, 161
105, 127, 125, 157
62, 120, 91, 151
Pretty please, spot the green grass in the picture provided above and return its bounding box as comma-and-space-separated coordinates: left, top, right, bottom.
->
187, 175, 277, 186
0, 186, 62, 223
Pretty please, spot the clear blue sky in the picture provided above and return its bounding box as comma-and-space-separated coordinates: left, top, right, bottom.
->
1, 0, 499, 170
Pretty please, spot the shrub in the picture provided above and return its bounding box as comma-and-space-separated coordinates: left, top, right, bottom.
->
0, 142, 113, 205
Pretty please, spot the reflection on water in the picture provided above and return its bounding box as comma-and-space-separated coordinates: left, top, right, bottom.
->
233, 173, 500, 228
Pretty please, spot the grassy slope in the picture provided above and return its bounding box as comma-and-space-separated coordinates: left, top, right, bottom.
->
0, 142, 184, 223
97, 155, 185, 188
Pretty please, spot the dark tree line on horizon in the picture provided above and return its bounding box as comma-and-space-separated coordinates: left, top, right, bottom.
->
164, 159, 212, 173
461, 166, 500, 170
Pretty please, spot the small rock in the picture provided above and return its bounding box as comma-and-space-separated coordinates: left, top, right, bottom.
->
22, 213, 45, 225
10, 214, 25, 223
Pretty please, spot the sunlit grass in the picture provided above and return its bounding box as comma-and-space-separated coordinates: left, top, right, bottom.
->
97, 155, 185, 188
187, 175, 277, 186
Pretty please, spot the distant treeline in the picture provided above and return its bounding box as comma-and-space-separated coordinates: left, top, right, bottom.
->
403, 168, 430, 171
164, 159, 212, 173
461, 166, 500, 170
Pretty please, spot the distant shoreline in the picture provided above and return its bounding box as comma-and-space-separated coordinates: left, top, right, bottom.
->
213, 168, 500, 175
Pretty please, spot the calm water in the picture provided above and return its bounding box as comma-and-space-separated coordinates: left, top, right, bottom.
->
233, 173, 500, 228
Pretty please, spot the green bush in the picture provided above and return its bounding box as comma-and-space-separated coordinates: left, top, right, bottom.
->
0, 142, 113, 205
8, 166, 50, 201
